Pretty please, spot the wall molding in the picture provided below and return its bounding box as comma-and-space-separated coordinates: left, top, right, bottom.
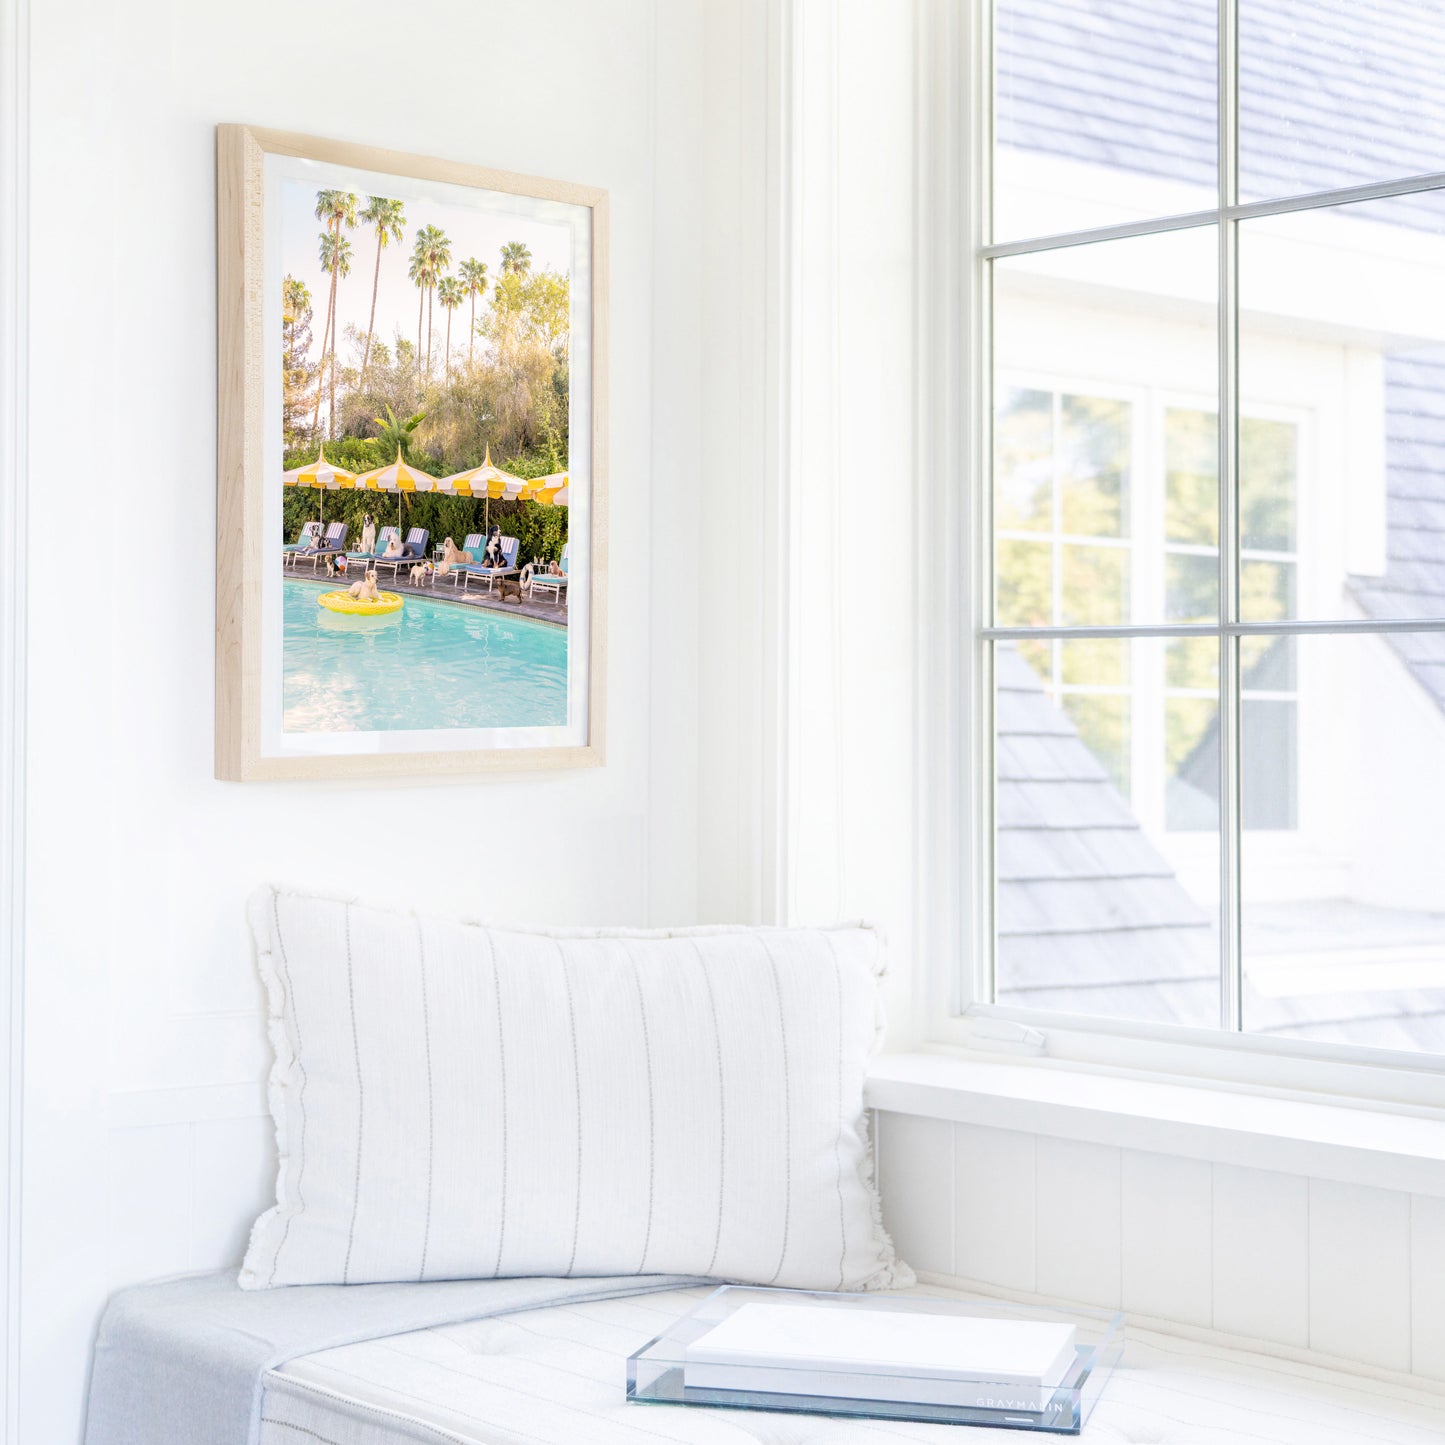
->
0, 0, 28, 1435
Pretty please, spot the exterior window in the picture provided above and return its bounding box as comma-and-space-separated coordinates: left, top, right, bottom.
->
983, 0, 1445, 1054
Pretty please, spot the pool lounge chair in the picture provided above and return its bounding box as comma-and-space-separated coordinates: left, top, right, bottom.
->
282, 520, 322, 567
527, 543, 570, 606
296, 522, 349, 572
346, 526, 399, 565
456, 536, 520, 594
370, 527, 430, 579
434, 534, 484, 583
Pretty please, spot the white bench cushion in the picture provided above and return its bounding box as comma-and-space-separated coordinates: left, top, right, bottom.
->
260, 1283, 1445, 1444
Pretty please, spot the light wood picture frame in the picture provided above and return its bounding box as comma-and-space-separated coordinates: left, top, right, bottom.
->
216, 125, 608, 780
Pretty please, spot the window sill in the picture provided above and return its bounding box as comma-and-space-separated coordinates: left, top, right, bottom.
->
865, 1050, 1445, 1197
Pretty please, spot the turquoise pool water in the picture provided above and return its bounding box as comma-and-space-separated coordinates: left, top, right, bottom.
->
283, 578, 568, 733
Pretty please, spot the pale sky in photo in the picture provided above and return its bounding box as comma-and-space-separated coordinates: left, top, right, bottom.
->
281, 178, 572, 371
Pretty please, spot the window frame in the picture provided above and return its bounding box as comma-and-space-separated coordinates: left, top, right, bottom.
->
932, 0, 1445, 1105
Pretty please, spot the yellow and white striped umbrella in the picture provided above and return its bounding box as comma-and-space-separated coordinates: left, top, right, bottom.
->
282, 445, 358, 489
356, 449, 441, 495
525, 471, 569, 508
356, 449, 440, 533
438, 446, 530, 501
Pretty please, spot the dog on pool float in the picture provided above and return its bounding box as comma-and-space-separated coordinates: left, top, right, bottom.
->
348, 567, 381, 603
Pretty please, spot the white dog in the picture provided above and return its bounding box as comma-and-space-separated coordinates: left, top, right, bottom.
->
409, 561, 434, 586
348, 567, 380, 603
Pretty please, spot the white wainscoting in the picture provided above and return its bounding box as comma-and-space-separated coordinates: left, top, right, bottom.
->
106, 1108, 275, 1294
875, 1110, 1445, 1384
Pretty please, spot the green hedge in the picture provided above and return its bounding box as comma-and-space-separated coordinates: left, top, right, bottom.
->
281, 442, 570, 566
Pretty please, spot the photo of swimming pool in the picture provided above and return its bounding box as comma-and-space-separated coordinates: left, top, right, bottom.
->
282, 578, 568, 733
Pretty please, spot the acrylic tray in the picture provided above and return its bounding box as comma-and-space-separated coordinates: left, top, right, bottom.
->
626, 1285, 1124, 1434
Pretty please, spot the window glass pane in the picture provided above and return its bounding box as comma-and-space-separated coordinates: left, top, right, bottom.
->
996, 387, 1054, 530
994, 0, 1217, 242
1240, 416, 1297, 552
1241, 631, 1296, 692
1165, 406, 1219, 546
1166, 552, 1218, 623
1240, 1, 1445, 203
1167, 636, 1217, 692
1239, 191, 1445, 622
993, 227, 1218, 627
996, 638, 1221, 1029
1243, 633, 1445, 1055
1059, 395, 1130, 536
1060, 638, 1128, 687
1166, 695, 1219, 832
997, 539, 1053, 627
1060, 545, 1127, 625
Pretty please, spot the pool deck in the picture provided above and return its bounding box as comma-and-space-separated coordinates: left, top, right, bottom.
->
284, 558, 569, 627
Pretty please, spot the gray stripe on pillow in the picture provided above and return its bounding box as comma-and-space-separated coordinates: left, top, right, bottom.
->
623, 942, 656, 1274
342, 904, 364, 1285
759, 935, 792, 1286
825, 931, 848, 1289
416, 919, 435, 1282
689, 939, 727, 1279
560, 940, 583, 1276
267, 892, 308, 1289
488, 928, 508, 1278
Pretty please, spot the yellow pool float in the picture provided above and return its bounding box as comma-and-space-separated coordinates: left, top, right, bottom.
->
317, 589, 404, 616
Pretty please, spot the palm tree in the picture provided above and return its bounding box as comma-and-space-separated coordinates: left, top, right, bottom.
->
500, 241, 532, 275
310, 189, 358, 436
282, 276, 311, 357
317, 228, 353, 439
458, 258, 488, 365
408, 244, 431, 376
357, 196, 405, 388
412, 224, 452, 374
437, 276, 464, 380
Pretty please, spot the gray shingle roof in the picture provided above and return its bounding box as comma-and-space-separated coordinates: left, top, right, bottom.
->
1349, 352, 1445, 712
996, 644, 1220, 1029
995, 644, 1445, 1049
998, 0, 1445, 207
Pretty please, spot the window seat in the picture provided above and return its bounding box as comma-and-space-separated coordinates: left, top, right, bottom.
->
260, 1280, 1445, 1444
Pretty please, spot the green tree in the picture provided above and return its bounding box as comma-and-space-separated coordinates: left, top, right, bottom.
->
437, 275, 464, 381
311, 189, 358, 437
491, 268, 570, 354
499, 240, 532, 275
458, 257, 488, 366
317, 228, 353, 439
407, 244, 431, 376
373, 403, 426, 462
282, 275, 315, 449
357, 196, 406, 388
412, 224, 452, 375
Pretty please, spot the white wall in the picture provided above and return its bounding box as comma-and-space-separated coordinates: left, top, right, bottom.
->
695, 0, 924, 1036
13, 0, 717, 1437
876, 1110, 1445, 1383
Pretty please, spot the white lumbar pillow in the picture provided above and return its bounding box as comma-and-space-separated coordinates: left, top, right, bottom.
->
241, 887, 912, 1292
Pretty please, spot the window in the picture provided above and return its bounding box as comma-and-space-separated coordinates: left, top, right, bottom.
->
978, 0, 1445, 1058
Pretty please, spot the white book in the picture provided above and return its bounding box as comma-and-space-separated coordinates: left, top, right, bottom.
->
683, 1302, 1077, 1413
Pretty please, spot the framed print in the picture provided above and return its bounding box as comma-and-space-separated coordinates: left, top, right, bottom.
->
215, 125, 607, 780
